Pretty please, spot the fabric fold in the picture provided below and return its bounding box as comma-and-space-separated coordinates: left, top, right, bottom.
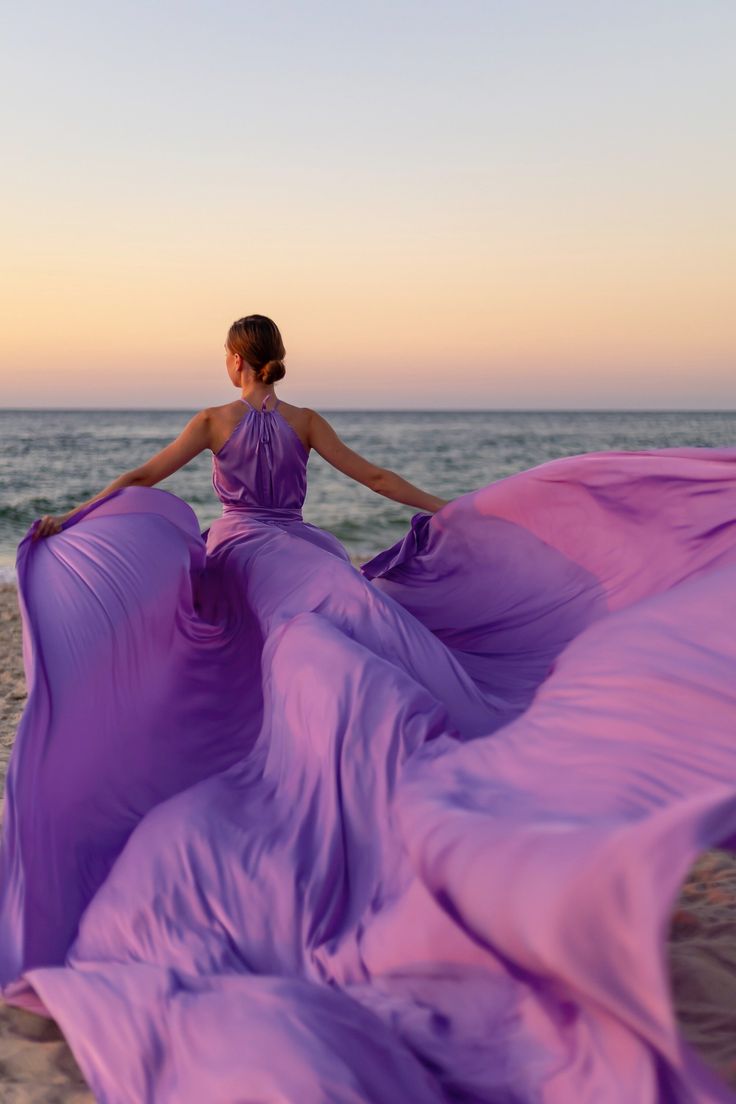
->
1, 446, 736, 1102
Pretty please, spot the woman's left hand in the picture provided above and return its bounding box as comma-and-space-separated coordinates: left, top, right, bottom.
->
33, 513, 70, 541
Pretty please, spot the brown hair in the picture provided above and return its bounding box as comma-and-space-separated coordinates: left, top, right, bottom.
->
226, 315, 286, 385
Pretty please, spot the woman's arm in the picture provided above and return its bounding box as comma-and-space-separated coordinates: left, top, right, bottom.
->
306, 409, 450, 514
33, 409, 213, 541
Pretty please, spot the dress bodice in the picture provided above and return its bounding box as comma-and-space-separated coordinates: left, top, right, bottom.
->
211, 396, 309, 521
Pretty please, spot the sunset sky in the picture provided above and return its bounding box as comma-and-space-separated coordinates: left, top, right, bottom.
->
1, 1, 734, 409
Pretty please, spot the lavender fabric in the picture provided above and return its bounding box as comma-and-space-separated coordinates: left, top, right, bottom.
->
1, 395, 736, 1102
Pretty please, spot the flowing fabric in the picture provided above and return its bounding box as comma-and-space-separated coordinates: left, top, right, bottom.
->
1, 393, 736, 1102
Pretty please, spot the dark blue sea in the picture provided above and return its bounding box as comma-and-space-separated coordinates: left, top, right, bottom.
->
1, 409, 734, 582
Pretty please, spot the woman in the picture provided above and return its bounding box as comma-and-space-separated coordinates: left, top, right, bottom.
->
32, 314, 448, 543
3, 315, 736, 1103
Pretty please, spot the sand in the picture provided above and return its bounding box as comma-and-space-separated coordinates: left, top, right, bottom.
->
1, 580, 735, 1100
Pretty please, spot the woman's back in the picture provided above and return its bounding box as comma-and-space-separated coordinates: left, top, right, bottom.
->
211, 394, 310, 517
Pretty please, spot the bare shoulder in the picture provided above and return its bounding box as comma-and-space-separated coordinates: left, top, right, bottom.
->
275, 399, 311, 428
296, 406, 334, 438
298, 406, 325, 421
276, 400, 313, 449
206, 401, 237, 419
294, 407, 384, 487
178, 406, 216, 436
277, 400, 311, 420
202, 402, 241, 454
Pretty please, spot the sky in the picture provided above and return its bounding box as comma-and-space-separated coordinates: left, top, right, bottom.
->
1, 0, 734, 409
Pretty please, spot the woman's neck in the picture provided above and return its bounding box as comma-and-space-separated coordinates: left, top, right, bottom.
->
240, 386, 275, 404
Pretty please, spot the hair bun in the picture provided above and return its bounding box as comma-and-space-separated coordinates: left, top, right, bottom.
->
227, 316, 286, 385
260, 359, 286, 384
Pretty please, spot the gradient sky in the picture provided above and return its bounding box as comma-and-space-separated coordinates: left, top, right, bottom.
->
1, 1, 734, 409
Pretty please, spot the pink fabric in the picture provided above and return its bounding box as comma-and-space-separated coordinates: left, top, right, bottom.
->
1, 409, 736, 1102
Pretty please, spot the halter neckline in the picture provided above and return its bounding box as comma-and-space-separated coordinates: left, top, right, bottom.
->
240, 395, 280, 413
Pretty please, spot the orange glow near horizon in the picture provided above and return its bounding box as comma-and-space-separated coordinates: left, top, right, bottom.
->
1, 4, 734, 409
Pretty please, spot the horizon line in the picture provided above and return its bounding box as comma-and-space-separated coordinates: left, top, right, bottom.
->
2, 407, 736, 415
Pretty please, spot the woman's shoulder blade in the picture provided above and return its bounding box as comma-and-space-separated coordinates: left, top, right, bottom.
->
208, 402, 248, 456
276, 402, 312, 455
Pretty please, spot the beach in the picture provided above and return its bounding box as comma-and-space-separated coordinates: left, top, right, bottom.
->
1, 579, 735, 1099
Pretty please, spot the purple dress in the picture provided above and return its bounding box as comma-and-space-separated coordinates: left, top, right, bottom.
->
1, 397, 736, 1103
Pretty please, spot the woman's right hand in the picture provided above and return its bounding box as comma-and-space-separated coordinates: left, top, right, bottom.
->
32, 513, 71, 541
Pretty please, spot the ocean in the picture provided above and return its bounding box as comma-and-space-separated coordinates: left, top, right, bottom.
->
1, 408, 734, 582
